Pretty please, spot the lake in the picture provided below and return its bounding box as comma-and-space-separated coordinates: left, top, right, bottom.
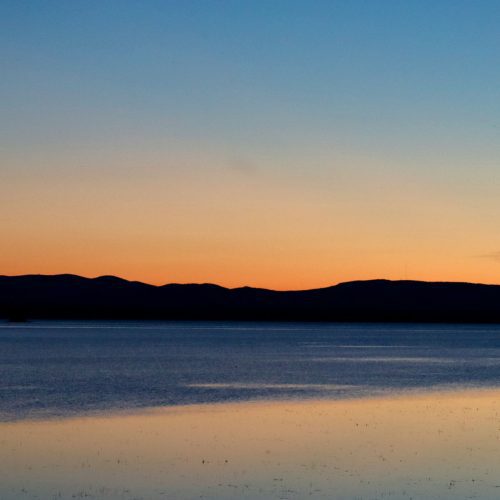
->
1, 321, 500, 499
2, 321, 500, 421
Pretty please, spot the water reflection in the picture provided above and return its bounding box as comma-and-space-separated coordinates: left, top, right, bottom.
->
307, 356, 459, 363
1, 389, 500, 499
187, 383, 354, 390
4, 321, 500, 420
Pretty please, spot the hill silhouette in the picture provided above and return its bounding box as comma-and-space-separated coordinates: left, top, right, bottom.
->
1, 274, 500, 322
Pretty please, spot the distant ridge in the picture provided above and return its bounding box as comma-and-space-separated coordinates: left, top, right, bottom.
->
2, 274, 500, 322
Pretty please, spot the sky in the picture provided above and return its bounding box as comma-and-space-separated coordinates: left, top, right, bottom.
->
1, 0, 500, 289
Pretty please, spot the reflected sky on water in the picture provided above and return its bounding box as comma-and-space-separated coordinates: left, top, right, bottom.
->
1, 389, 500, 499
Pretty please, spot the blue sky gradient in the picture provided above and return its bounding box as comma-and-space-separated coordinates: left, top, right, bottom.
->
2, 1, 500, 287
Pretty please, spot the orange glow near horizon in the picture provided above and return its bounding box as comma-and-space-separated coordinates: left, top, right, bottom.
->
2, 1, 500, 291
3, 149, 500, 290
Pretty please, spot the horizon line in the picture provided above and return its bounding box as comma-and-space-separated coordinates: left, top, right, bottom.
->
1, 272, 498, 292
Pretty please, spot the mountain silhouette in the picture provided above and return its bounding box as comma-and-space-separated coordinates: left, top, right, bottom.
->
2, 274, 500, 322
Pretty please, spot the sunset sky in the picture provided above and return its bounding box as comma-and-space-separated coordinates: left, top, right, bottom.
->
2, 0, 499, 289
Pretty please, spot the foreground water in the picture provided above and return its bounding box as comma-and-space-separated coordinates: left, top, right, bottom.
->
1, 390, 500, 499
1, 321, 500, 499
2, 321, 500, 420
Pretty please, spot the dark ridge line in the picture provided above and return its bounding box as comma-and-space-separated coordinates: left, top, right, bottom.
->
2, 274, 500, 323
1, 273, 497, 291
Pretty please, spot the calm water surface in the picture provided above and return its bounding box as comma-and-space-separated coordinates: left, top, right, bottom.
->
2, 321, 500, 499
1, 321, 500, 420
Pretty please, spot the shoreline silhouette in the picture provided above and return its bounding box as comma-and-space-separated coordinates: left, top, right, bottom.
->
2, 274, 500, 323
